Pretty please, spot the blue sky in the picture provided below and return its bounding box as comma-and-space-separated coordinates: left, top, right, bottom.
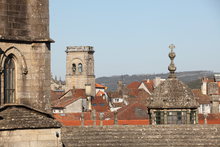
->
50, 0, 220, 79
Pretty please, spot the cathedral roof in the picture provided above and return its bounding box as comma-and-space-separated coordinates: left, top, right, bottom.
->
148, 78, 199, 109
0, 104, 61, 130
148, 44, 199, 109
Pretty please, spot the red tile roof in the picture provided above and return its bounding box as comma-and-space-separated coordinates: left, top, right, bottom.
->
107, 91, 122, 98
127, 81, 141, 89
113, 102, 126, 108
192, 89, 211, 104
126, 81, 142, 97
198, 113, 220, 124
91, 96, 110, 112
52, 89, 86, 108
128, 89, 139, 97
95, 83, 107, 89
54, 112, 101, 121
51, 90, 65, 103
142, 80, 154, 93
116, 102, 148, 120
96, 90, 105, 97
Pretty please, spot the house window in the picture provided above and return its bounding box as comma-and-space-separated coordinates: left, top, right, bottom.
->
78, 63, 83, 73
4, 55, 15, 104
72, 64, 76, 73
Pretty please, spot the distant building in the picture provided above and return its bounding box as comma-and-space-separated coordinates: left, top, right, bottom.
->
200, 74, 220, 113
192, 89, 211, 114
91, 96, 110, 112
95, 83, 108, 99
65, 46, 95, 96
51, 89, 90, 113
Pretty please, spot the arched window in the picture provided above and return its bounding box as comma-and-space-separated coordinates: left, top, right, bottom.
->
72, 64, 76, 73
78, 63, 83, 73
4, 55, 15, 104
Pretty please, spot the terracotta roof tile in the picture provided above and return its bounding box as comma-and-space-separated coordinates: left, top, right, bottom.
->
113, 102, 126, 108
95, 83, 107, 89
142, 80, 154, 93
91, 96, 110, 112
116, 102, 148, 120
127, 81, 141, 89
51, 90, 65, 103
52, 89, 86, 108
192, 89, 211, 104
96, 90, 106, 97
128, 89, 139, 97
107, 91, 122, 98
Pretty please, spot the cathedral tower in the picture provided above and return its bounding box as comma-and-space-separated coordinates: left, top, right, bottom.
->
65, 46, 95, 96
0, 0, 52, 112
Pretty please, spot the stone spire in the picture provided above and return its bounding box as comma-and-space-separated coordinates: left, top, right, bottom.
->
168, 44, 176, 78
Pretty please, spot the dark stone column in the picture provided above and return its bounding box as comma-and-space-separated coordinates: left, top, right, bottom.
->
164, 110, 167, 124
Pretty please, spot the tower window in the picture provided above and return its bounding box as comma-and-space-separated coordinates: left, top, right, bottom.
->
4, 55, 15, 104
78, 63, 83, 73
72, 64, 76, 73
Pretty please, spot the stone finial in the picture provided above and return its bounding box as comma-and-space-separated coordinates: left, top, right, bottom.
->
168, 44, 176, 78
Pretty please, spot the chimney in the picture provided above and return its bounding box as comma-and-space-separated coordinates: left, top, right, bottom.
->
201, 77, 208, 95
85, 84, 92, 96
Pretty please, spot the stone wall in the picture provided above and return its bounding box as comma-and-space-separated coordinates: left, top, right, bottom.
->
65, 99, 82, 113
62, 125, 220, 147
208, 82, 219, 95
0, 128, 61, 147
65, 46, 95, 96
0, 0, 50, 41
0, 42, 51, 112
0, 0, 52, 112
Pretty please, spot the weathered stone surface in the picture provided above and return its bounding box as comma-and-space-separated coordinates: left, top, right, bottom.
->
148, 78, 199, 109
62, 125, 220, 147
0, 104, 61, 130
65, 46, 95, 96
0, 42, 51, 112
0, 128, 62, 147
0, 0, 51, 42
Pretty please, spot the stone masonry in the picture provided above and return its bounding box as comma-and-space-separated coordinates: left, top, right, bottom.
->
65, 46, 95, 96
0, 0, 52, 112
62, 125, 220, 147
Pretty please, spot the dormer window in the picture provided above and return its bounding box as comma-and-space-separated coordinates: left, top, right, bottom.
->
78, 63, 83, 73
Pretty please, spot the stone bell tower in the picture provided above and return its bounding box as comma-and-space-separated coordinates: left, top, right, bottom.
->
0, 0, 52, 112
65, 46, 95, 96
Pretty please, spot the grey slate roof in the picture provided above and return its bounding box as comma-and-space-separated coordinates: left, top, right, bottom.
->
148, 78, 199, 109
0, 104, 61, 130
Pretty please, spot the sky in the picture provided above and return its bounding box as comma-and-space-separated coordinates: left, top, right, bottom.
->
50, 0, 220, 79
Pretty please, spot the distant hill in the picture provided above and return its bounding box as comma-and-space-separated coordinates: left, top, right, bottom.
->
96, 71, 214, 91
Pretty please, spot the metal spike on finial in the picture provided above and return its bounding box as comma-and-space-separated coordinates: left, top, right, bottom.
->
168, 44, 176, 78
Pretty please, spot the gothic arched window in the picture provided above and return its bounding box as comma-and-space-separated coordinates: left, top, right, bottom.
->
78, 63, 83, 73
72, 64, 76, 73
4, 55, 15, 104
